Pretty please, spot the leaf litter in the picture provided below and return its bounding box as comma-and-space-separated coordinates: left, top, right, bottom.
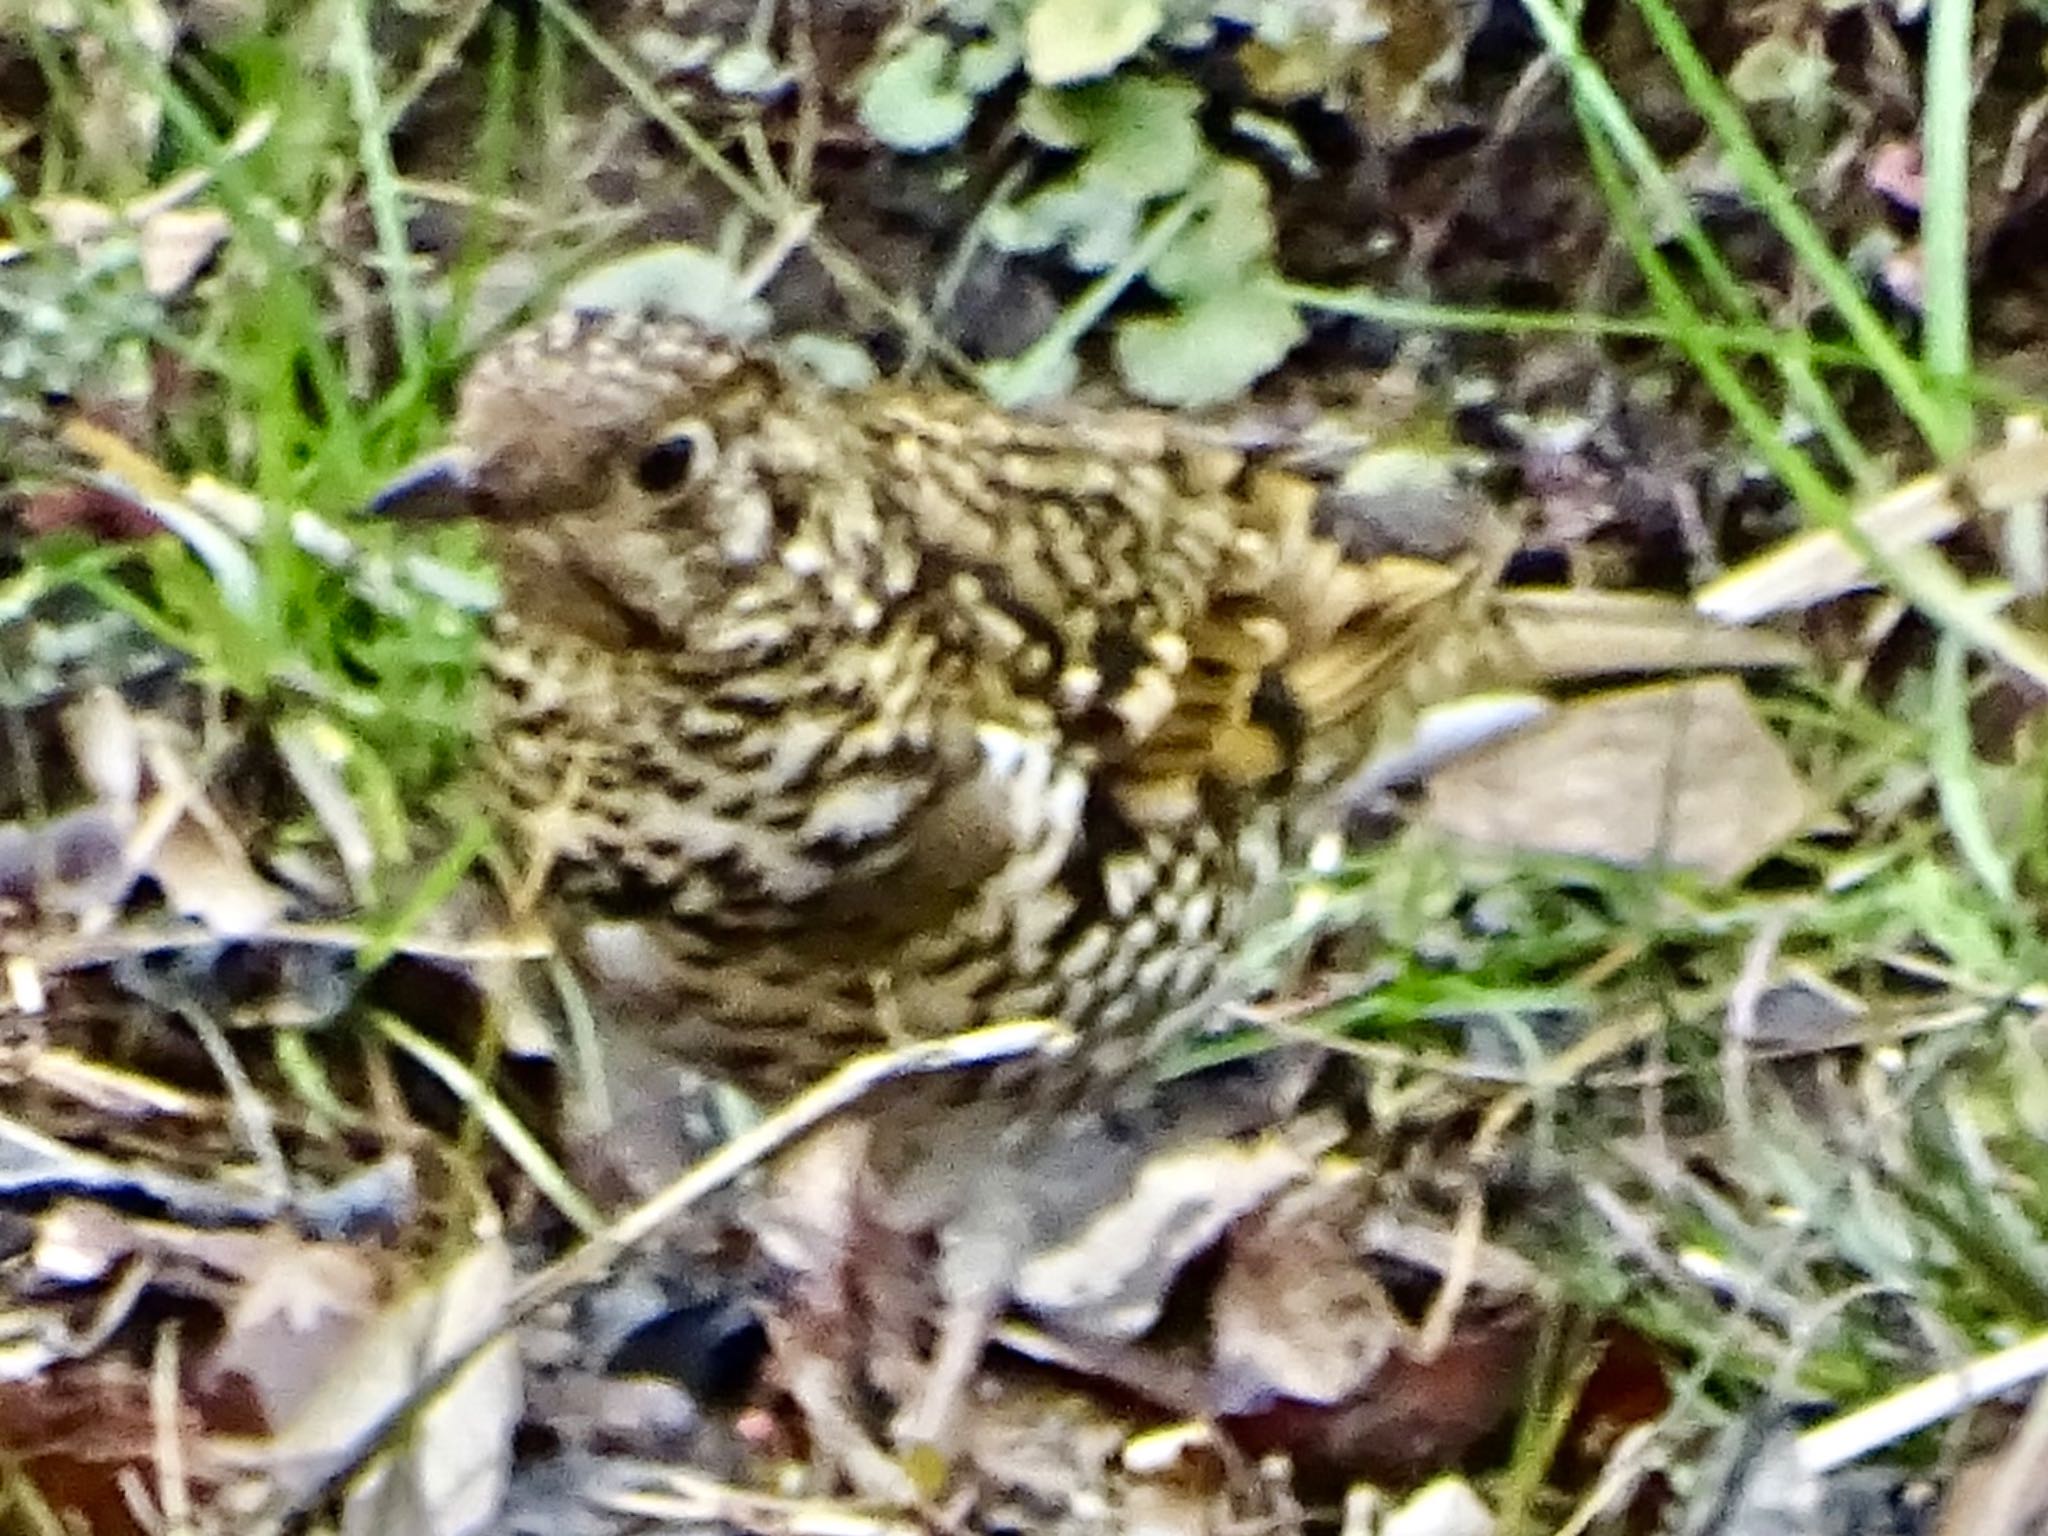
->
11, 2, 2048, 1533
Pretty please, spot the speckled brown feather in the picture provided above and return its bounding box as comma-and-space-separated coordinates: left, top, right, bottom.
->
388, 308, 1792, 1099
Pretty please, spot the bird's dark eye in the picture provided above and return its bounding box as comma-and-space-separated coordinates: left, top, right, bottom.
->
635, 424, 713, 494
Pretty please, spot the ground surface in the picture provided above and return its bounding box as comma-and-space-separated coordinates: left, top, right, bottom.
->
6, 3, 2048, 1534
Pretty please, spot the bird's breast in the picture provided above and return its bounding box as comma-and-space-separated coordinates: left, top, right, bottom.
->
479, 608, 956, 927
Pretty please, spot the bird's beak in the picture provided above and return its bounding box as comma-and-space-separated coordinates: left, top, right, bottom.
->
367, 445, 481, 522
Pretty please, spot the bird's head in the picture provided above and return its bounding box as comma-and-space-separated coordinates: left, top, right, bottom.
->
370, 310, 763, 529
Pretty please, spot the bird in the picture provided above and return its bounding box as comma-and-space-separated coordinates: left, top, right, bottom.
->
363, 306, 1820, 1486
371, 306, 1799, 1105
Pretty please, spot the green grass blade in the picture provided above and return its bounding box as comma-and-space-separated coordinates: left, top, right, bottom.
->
1919, 0, 1974, 432
1627, 0, 1964, 457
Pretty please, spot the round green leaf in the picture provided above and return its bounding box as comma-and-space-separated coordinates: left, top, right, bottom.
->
1113, 285, 1305, 406
980, 347, 1081, 408
1148, 161, 1276, 296
1061, 77, 1205, 196
988, 181, 1142, 268
957, 33, 1024, 94
561, 245, 771, 338
859, 33, 976, 153
1025, 0, 1164, 85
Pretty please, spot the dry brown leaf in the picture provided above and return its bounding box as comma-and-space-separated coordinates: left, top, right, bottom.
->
751, 1116, 872, 1280
63, 687, 142, 816
148, 813, 288, 935
22, 1205, 388, 1448
39, 195, 228, 298
205, 1241, 383, 1430
38, 195, 124, 250
1422, 678, 1812, 881
1223, 1304, 1536, 1482
134, 205, 231, 297
0, 1360, 204, 1536
1735, 971, 1868, 1049
17, 482, 165, 541
1938, 1439, 2048, 1536
1696, 426, 2048, 622
1208, 1176, 1401, 1411
1015, 1134, 1312, 1342
250, 1228, 519, 1536
31, 689, 289, 935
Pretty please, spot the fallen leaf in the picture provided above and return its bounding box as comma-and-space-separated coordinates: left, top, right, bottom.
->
1209, 1176, 1401, 1411
1423, 678, 1812, 881
38, 194, 228, 300
17, 482, 164, 541
251, 1228, 519, 1536
63, 687, 141, 819
147, 813, 288, 936
1939, 1442, 2048, 1536
0, 1360, 202, 1536
1016, 1133, 1310, 1341
1225, 1304, 1536, 1482
135, 205, 230, 297
858, 32, 976, 152
1695, 426, 2048, 622
1734, 971, 1867, 1049
205, 1239, 383, 1429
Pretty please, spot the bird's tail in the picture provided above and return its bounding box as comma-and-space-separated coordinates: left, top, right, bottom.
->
1232, 469, 1809, 798
1099, 468, 1807, 830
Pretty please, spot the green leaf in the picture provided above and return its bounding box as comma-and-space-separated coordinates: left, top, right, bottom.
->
1017, 84, 1091, 149
1025, 0, 1163, 84
1895, 862, 2015, 984
1113, 283, 1305, 406
710, 43, 794, 99
1148, 160, 1276, 296
1726, 35, 1831, 110
562, 244, 771, 338
979, 347, 1081, 408
987, 180, 1143, 267
991, 78, 1204, 267
1064, 77, 1205, 194
957, 33, 1025, 94
858, 32, 976, 153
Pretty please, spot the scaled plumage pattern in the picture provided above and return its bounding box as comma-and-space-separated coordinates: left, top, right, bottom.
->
377, 309, 1790, 1099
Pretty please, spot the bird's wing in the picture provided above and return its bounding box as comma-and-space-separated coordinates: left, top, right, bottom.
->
866, 392, 1809, 829
863, 393, 1494, 825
